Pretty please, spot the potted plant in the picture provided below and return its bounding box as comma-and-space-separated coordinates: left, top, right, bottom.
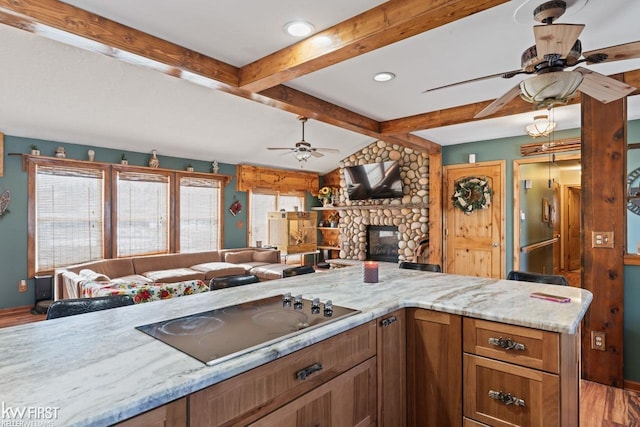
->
186, 163, 194, 172
30, 144, 40, 156
120, 153, 128, 165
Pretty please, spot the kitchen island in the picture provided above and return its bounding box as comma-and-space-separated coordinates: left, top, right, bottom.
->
0, 262, 592, 426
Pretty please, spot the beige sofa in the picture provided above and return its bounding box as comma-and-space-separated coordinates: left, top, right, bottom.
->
54, 248, 284, 300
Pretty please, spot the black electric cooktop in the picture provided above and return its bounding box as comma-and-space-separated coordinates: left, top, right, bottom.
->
136, 295, 359, 365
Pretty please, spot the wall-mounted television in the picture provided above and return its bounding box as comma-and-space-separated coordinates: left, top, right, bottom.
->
343, 160, 403, 200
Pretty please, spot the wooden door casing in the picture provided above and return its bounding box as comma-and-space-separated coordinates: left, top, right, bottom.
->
566, 186, 581, 272
444, 161, 505, 278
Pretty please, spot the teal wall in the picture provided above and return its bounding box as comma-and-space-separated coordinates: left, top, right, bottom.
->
0, 135, 315, 310
443, 120, 640, 383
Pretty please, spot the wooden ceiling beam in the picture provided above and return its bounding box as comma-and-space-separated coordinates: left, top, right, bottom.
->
239, 0, 508, 93
381, 68, 640, 135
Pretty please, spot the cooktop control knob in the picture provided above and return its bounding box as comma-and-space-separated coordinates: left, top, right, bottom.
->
311, 298, 321, 314
282, 292, 292, 308
323, 300, 333, 317
294, 294, 303, 310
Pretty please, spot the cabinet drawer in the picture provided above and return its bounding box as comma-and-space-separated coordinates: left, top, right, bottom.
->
249, 357, 377, 427
189, 321, 377, 427
463, 318, 559, 373
463, 354, 559, 427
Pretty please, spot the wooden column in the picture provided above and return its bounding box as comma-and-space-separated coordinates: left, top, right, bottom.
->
580, 93, 626, 386
428, 151, 443, 266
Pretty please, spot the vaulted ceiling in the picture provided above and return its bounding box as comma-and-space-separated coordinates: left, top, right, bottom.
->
1, 0, 639, 173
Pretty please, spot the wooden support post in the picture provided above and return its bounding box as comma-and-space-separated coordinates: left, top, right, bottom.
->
580, 93, 626, 386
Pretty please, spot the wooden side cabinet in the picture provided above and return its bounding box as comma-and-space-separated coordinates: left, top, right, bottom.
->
377, 309, 406, 427
407, 308, 462, 427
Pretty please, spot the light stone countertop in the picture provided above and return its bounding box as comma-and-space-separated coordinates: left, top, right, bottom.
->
0, 262, 592, 426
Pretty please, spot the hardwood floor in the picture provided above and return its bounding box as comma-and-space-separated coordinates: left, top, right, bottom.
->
580, 380, 640, 426
1, 308, 639, 425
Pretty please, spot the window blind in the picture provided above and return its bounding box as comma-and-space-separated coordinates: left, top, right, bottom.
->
116, 171, 170, 257
179, 177, 221, 253
35, 165, 105, 271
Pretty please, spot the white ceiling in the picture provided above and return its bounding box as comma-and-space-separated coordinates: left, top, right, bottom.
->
1, 0, 639, 173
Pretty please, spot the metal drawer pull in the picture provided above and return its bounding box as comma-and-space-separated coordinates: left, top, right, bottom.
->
488, 337, 525, 351
488, 390, 525, 407
296, 362, 323, 380
380, 316, 397, 327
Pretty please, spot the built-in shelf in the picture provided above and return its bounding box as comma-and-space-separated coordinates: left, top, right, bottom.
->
318, 227, 338, 230
318, 245, 340, 251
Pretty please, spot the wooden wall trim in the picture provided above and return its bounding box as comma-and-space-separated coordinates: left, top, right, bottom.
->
236, 164, 319, 194
580, 92, 626, 387
0, 132, 4, 177
428, 152, 442, 266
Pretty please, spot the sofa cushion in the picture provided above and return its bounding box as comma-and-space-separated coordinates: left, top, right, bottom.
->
110, 274, 154, 285
191, 262, 248, 280
69, 259, 136, 280
249, 263, 291, 281
141, 268, 204, 283
133, 252, 219, 275
225, 251, 255, 264
253, 250, 279, 263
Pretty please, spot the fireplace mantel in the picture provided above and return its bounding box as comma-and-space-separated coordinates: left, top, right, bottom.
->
312, 203, 427, 211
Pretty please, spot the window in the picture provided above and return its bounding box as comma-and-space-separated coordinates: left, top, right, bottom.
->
28, 158, 228, 275
249, 191, 304, 246
179, 176, 221, 252
30, 162, 107, 274
115, 170, 170, 257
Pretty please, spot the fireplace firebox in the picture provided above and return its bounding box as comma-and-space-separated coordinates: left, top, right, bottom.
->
366, 225, 399, 263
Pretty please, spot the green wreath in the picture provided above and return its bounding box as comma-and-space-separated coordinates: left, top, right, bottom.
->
452, 176, 493, 214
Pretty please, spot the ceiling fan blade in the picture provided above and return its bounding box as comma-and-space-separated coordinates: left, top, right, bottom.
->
574, 66, 637, 103
533, 24, 584, 59
310, 151, 325, 158
314, 147, 341, 153
422, 69, 523, 93
474, 84, 522, 119
267, 147, 294, 151
583, 40, 640, 64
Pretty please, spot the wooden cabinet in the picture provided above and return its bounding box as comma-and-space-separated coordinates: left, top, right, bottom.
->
462, 318, 579, 427
377, 309, 406, 427
189, 321, 376, 427
407, 308, 462, 427
249, 357, 377, 427
268, 211, 317, 255
115, 398, 186, 427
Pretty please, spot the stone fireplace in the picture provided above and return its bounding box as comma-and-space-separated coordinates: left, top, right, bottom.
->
334, 140, 430, 262
366, 225, 400, 262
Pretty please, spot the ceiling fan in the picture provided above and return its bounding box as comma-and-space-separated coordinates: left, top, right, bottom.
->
267, 117, 340, 162
423, 0, 640, 119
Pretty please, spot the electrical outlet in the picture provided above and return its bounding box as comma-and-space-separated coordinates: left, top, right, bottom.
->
591, 331, 606, 351
18, 280, 28, 293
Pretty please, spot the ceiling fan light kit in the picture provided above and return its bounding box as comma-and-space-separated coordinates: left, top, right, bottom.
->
526, 114, 558, 138
519, 70, 583, 108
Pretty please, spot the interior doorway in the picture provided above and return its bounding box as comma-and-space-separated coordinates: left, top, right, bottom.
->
513, 154, 582, 287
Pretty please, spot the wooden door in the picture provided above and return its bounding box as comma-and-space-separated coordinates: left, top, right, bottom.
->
566, 186, 581, 271
444, 161, 505, 278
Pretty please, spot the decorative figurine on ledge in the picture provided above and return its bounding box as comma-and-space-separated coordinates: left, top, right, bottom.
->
211, 160, 219, 174
149, 149, 160, 168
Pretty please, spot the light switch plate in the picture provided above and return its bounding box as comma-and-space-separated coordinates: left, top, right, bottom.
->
591, 231, 614, 248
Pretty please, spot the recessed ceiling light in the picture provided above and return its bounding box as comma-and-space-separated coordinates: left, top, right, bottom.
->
283, 21, 315, 37
373, 72, 396, 82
